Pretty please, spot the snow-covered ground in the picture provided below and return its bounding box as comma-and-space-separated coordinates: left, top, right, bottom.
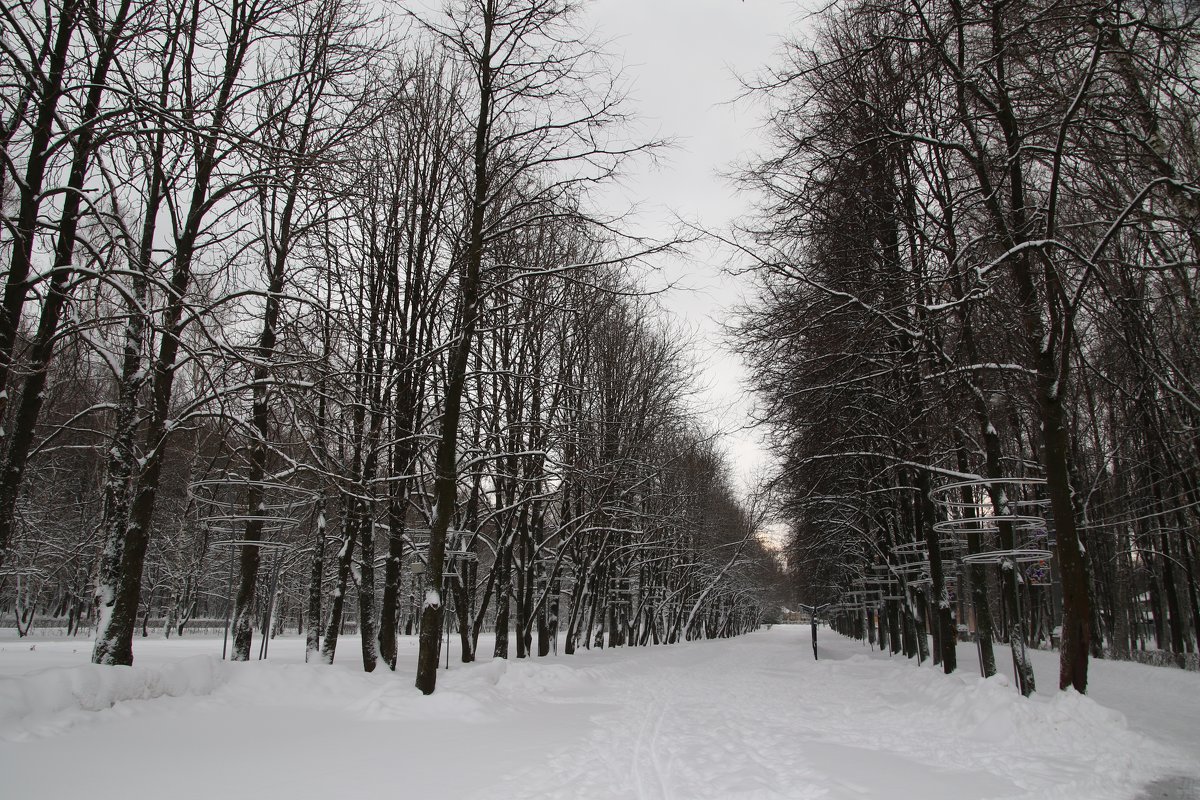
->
1, 626, 1196, 799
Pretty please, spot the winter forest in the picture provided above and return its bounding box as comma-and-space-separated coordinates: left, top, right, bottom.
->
1, 0, 1199, 799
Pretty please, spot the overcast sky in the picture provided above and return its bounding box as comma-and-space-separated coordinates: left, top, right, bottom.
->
582, 0, 810, 494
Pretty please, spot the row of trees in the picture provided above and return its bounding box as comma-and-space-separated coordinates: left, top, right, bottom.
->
737, 0, 1200, 692
0, 0, 779, 692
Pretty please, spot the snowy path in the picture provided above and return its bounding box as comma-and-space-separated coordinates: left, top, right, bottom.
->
491, 632, 1196, 800
1, 627, 1197, 799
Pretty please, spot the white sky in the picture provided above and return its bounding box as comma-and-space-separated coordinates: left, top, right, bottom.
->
582, 0, 810, 496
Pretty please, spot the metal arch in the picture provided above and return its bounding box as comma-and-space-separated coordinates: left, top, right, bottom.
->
960, 547, 1054, 565
929, 476, 1048, 509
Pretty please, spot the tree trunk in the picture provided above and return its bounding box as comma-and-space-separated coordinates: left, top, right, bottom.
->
415, 4, 495, 696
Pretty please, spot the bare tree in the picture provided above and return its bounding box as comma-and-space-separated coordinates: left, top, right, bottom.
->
409, 0, 660, 694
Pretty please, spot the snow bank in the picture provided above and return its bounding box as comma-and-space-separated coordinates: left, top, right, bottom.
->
887, 665, 1133, 748
805, 649, 1175, 800
493, 659, 597, 695
0, 656, 225, 741
349, 655, 605, 722
949, 673, 1131, 749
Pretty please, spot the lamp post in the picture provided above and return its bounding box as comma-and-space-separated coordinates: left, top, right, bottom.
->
798, 603, 830, 660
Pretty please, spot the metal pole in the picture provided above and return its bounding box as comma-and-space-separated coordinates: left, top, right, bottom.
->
965, 565, 985, 678
417, 571, 424, 637
976, 617, 986, 678
222, 544, 233, 660
261, 551, 282, 660
1009, 557, 1025, 695
443, 573, 451, 670
258, 551, 270, 661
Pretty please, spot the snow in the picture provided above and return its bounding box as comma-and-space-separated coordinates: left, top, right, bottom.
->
0, 627, 1196, 799
0, 656, 225, 739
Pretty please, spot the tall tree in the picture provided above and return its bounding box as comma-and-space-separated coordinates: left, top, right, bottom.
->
410, 0, 656, 694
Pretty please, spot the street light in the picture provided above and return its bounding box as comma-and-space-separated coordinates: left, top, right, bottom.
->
798, 603, 830, 660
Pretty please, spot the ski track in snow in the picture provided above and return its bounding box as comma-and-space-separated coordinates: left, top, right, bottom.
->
489, 633, 1194, 800
0, 628, 1197, 800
